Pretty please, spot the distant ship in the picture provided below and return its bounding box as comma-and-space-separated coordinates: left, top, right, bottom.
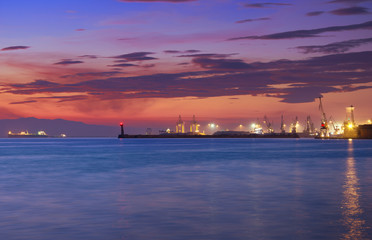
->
8, 130, 49, 138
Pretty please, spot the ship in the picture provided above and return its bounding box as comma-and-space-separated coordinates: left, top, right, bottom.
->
8, 130, 49, 138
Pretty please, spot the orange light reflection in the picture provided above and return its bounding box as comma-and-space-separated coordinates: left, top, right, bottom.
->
341, 140, 365, 240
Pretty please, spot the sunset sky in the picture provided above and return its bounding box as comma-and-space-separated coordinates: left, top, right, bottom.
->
1, 0, 371, 132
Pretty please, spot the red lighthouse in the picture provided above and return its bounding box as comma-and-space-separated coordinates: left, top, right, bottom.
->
118, 122, 125, 138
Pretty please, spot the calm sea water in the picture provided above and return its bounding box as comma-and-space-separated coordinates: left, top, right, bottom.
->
0, 138, 371, 240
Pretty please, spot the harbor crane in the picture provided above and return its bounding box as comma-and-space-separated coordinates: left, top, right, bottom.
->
263, 115, 274, 133
346, 105, 355, 126
291, 116, 298, 133
305, 116, 315, 134
329, 116, 341, 135
280, 115, 285, 133
318, 97, 329, 137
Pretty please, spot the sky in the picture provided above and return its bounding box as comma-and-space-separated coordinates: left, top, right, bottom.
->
0, 0, 371, 133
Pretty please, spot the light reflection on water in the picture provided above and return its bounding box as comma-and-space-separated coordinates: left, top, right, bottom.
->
0, 138, 371, 240
341, 140, 366, 240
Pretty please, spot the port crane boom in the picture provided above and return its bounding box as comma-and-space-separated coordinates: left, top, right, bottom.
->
318, 97, 329, 137
305, 116, 315, 134
280, 115, 285, 133
263, 115, 274, 133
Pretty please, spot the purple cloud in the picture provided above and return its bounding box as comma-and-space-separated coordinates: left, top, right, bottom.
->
119, 0, 196, 2
108, 63, 138, 68
306, 11, 324, 16
61, 71, 123, 79
1, 46, 30, 51
244, 2, 292, 8
117, 38, 137, 41
37, 95, 88, 103
328, 0, 372, 3
142, 64, 155, 68
330, 6, 370, 15
296, 37, 372, 54
192, 57, 252, 71
229, 20, 372, 40
236, 17, 271, 24
54, 59, 84, 65
9, 100, 37, 105
113, 52, 157, 61
5, 51, 372, 103
78, 55, 98, 59
164, 49, 200, 54
11, 80, 59, 88
177, 53, 237, 58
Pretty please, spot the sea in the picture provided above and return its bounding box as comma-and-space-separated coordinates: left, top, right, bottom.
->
0, 138, 371, 240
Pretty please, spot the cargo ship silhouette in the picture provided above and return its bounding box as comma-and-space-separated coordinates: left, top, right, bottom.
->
8, 130, 49, 138
8, 130, 67, 138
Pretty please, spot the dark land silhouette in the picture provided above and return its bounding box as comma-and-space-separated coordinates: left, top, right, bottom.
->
0, 117, 117, 137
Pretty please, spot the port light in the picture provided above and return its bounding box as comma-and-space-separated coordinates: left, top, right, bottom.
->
120, 122, 123, 126
348, 123, 353, 129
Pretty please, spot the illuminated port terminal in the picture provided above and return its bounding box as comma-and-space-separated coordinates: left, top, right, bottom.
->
118, 99, 372, 139
118, 115, 299, 138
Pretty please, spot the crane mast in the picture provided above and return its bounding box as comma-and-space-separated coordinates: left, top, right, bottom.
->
305, 116, 315, 134
291, 116, 298, 133
280, 115, 285, 133
263, 115, 274, 133
318, 97, 329, 137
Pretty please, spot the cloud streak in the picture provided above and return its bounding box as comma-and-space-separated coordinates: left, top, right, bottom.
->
61, 71, 123, 79
306, 11, 324, 16
164, 49, 200, 54
119, 0, 196, 2
328, 0, 372, 3
330, 6, 370, 15
112, 52, 157, 61
236, 17, 271, 24
9, 100, 37, 105
4, 51, 372, 103
1, 46, 30, 51
228, 20, 372, 40
296, 37, 372, 54
54, 59, 84, 65
244, 2, 292, 8
108, 63, 138, 68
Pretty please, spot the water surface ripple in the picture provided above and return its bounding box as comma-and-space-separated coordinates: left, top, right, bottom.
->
0, 138, 371, 240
